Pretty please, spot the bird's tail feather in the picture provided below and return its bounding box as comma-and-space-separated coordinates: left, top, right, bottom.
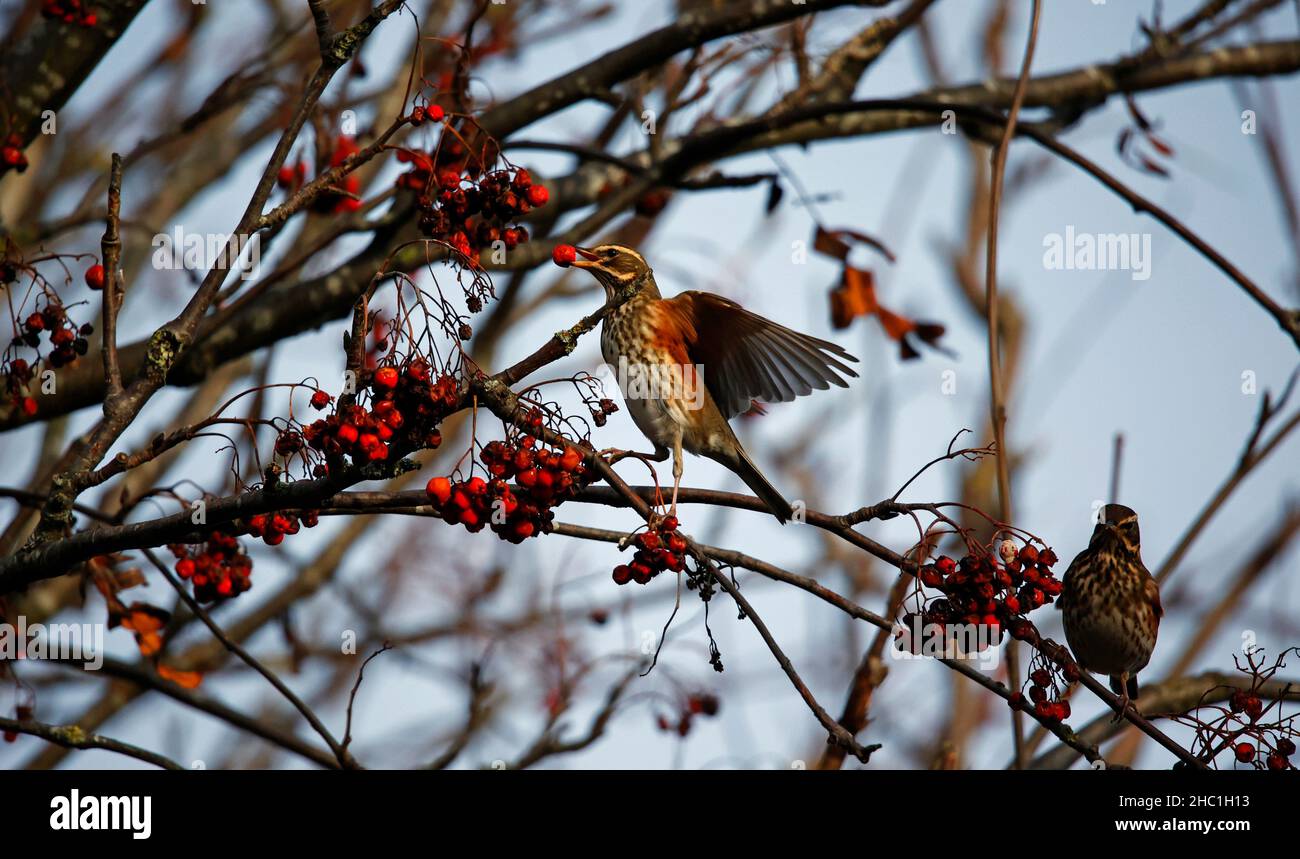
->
728, 446, 793, 524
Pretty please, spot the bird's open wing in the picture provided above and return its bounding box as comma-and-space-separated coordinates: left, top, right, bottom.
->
661, 291, 859, 420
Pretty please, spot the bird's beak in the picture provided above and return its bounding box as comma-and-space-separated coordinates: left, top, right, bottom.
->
570, 246, 601, 269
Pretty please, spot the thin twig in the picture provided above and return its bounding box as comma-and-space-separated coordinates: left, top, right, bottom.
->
100, 153, 125, 402
984, 0, 1043, 770
0, 716, 184, 770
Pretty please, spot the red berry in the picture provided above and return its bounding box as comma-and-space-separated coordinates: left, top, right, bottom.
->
1267, 753, 1288, 771
85, 264, 105, 290
612, 565, 631, 585
336, 423, 359, 445
176, 558, 196, 578
527, 185, 549, 207
310, 390, 331, 409
277, 166, 296, 188
1235, 742, 1256, 764
427, 105, 445, 122
1244, 695, 1264, 720
552, 244, 576, 267
559, 446, 583, 471
426, 476, 452, 506
374, 366, 399, 389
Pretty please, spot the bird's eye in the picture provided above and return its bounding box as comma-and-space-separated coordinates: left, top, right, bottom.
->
604, 248, 617, 258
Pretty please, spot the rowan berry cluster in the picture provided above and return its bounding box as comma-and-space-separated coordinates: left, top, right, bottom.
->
1, 134, 29, 176
911, 544, 1063, 643
169, 531, 255, 603
655, 691, 720, 737
245, 509, 319, 546
3, 358, 36, 417
1233, 736, 1295, 770
401, 159, 549, 264
425, 432, 594, 543
41, 0, 96, 26
276, 136, 363, 214
612, 515, 689, 585
1225, 690, 1296, 770
13, 301, 93, 369
301, 359, 457, 472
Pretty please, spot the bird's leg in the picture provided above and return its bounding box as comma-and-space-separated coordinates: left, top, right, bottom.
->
669, 431, 684, 517
1111, 673, 1132, 724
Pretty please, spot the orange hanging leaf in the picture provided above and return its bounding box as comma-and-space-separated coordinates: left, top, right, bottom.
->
120, 603, 171, 657
813, 226, 896, 264
828, 265, 949, 361
157, 665, 203, 689
829, 266, 879, 329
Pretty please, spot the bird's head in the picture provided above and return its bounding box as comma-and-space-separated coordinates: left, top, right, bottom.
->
1090, 503, 1141, 553
569, 244, 654, 299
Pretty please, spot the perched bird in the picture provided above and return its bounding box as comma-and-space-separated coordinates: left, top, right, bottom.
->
567, 244, 857, 522
1057, 503, 1163, 720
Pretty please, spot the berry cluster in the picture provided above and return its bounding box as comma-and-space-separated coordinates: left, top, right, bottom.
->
400, 160, 548, 264
169, 531, 254, 603
1, 134, 29, 176
425, 434, 594, 543
655, 692, 720, 737
276, 136, 363, 214
911, 544, 1063, 643
1226, 690, 1295, 770
1233, 737, 1295, 770
40, 0, 96, 26
589, 396, 618, 428
1009, 665, 1076, 724
245, 509, 319, 546
3, 358, 36, 417
13, 302, 93, 369
302, 359, 457, 472
405, 104, 445, 126
612, 516, 689, 585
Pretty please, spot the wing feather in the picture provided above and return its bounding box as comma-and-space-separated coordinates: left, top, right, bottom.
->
662, 291, 859, 420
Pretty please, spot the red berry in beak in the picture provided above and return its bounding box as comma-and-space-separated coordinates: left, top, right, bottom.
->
552, 244, 576, 267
